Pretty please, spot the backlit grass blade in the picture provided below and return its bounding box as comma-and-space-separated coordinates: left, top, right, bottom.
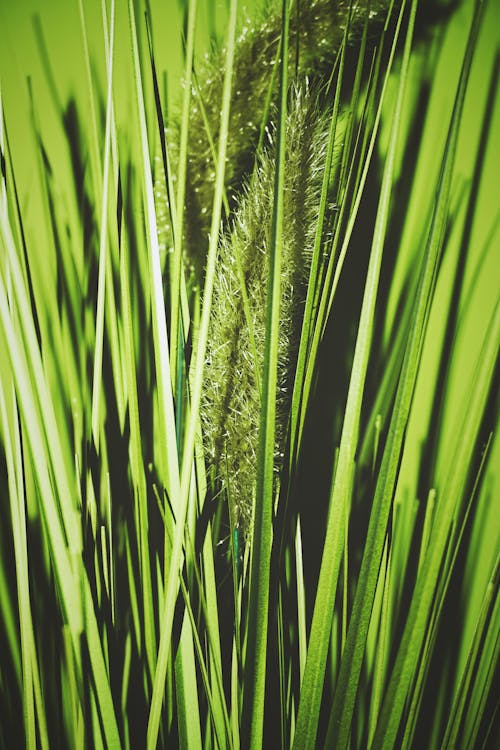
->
77, 0, 104, 206
0, 213, 80, 580
295, 518, 307, 684
176, 573, 232, 750
146, 0, 238, 744
442, 555, 499, 748
292, 2, 414, 747
400, 434, 494, 750
459, 564, 500, 748
91, 0, 115, 449
288, 32, 346, 471
296, 1, 404, 453
119, 216, 157, 679
175, 613, 203, 750
0, 548, 22, 689
62, 626, 82, 750
202, 524, 229, 748
169, 0, 197, 385
127, 0, 181, 506
240, 0, 289, 746
0, 365, 36, 749
372, 296, 499, 748
159, 494, 232, 749
0, 270, 121, 748
325, 4, 488, 747
367, 541, 392, 747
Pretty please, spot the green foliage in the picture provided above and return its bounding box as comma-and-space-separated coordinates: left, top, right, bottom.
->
0, 0, 498, 749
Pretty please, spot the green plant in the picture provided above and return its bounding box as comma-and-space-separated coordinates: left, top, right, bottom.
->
0, 0, 498, 749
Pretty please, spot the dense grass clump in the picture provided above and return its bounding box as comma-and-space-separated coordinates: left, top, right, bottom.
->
0, 0, 498, 749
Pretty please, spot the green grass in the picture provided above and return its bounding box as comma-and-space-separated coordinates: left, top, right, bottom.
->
0, 0, 499, 748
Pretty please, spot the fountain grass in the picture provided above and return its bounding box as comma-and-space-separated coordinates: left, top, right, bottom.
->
0, 0, 498, 748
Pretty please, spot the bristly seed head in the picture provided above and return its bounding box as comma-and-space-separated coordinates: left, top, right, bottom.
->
155, 0, 397, 542
201, 87, 332, 539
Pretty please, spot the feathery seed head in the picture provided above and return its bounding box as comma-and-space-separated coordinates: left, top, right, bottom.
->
202, 87, 333, 539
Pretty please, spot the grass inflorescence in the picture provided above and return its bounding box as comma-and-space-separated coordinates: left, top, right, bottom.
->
202, 85, 330, 539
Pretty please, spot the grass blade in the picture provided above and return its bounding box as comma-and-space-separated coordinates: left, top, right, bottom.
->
146, 0, 238, 744
240, 0, 289, 746
292, 2, 414, 746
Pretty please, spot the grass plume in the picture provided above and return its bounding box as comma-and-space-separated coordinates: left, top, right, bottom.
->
202, 86, 330, 538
